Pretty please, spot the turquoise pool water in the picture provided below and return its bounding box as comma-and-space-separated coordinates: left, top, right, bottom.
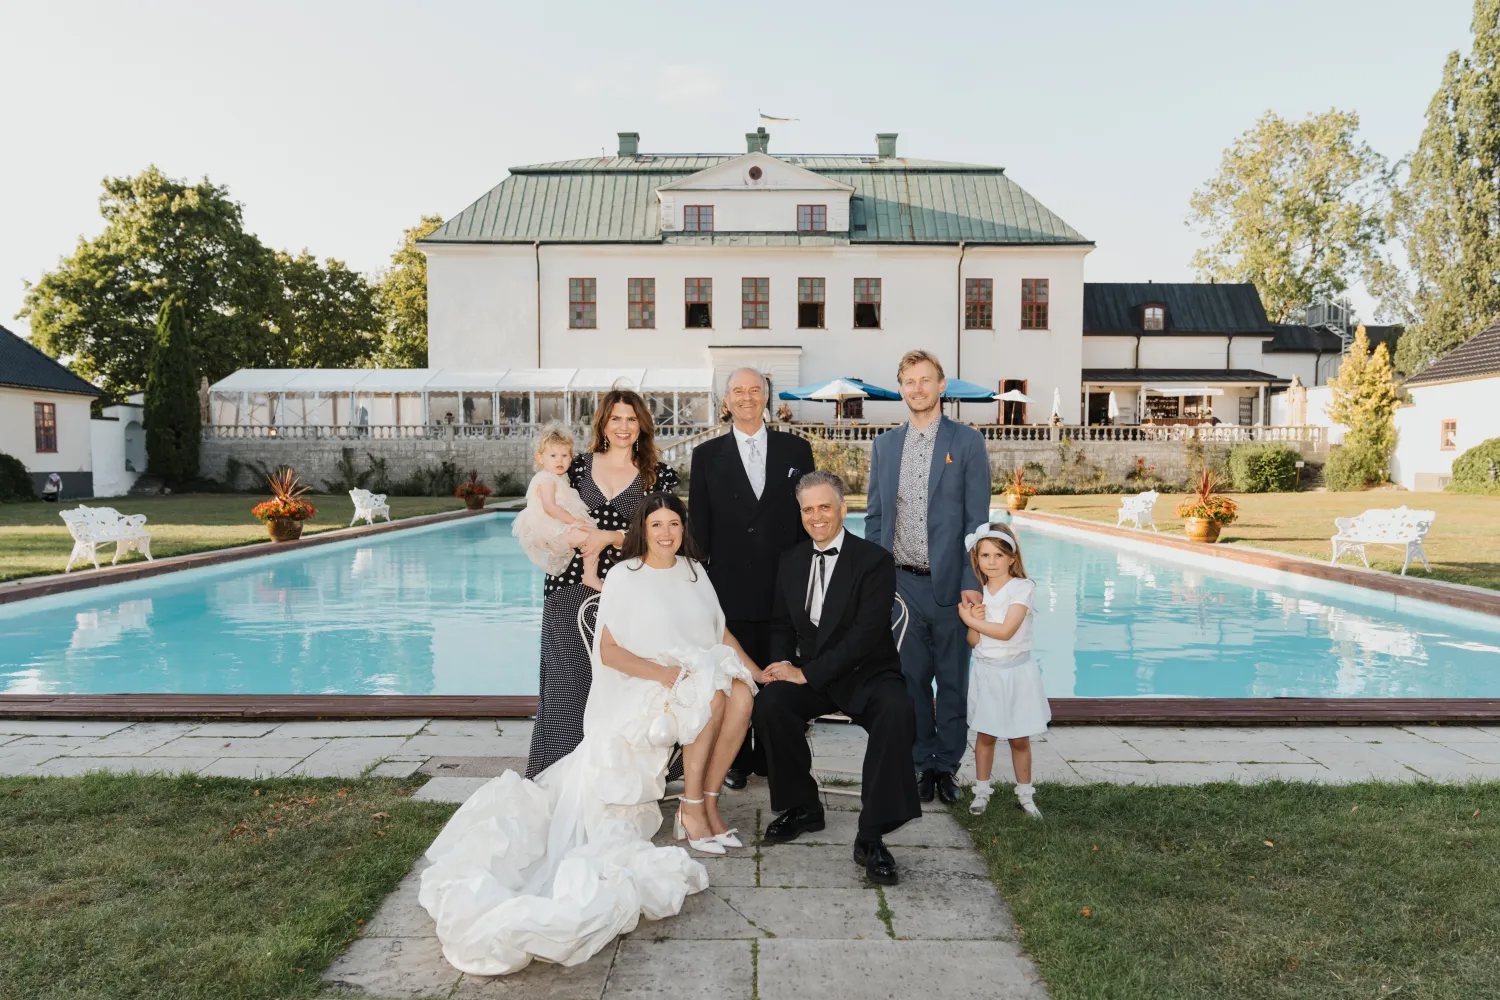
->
2, 513, 1497, 697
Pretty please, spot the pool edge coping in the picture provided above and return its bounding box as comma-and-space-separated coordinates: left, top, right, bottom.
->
1009, 508, 1500, 620
0, 505, 504, 606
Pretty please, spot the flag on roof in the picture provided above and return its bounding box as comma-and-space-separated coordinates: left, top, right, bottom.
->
759, 111, 798, 123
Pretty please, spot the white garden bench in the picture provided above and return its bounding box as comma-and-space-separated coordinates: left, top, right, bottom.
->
59, 505, 153, 573
1116, 490, 1160, 530
349, 488, 390, 527
1330, 506, 1436, 575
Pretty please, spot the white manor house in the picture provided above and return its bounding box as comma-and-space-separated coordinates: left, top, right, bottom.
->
209, 129, 1340, 436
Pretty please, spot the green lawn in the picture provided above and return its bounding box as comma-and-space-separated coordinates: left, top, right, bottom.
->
1026, 491, 1500, 591
0, 773, 455, 1000
0, 493, 476, 582
958, 781, 1500, 1000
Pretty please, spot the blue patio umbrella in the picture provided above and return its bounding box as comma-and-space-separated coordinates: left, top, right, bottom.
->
940, 378, 999, 401
778, 377, 900, 401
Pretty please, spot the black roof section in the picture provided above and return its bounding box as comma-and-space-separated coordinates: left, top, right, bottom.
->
1082, 368, 1289, 384
1403, 321, 1500, 387
0, 324, 101, 396
1263, 324, 1343, 353
1083, 283, 1275, 335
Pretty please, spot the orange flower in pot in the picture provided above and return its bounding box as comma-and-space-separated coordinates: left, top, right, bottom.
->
1001, 464, 1037, 510
1173, 466, 1237, 543
252, 467, 317, 542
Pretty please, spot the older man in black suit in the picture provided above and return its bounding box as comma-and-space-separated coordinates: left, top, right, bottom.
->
753, 471, 922, 885
690, 367, 816, 789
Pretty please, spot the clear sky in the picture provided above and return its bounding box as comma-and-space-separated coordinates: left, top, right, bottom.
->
0, 0, 1476, 340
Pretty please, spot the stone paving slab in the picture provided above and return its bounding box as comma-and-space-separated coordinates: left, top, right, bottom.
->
0, 720, 133, 737
758, 939, 1049, 1000
714, 887, 891, 940
31, 756, 207, 777
599, 939, 749, 1000
418, 756, 529, 778
322, 935, 459, 999
413, 777, 492, 803
273, 719, 432, 738
454, 942, 619, 999
195, 756, 307, 779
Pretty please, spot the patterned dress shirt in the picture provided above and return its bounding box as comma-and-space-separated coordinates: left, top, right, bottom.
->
891, 418, 939, 569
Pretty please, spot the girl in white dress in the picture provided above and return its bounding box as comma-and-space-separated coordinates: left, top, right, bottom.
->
512, 425, 602, 589
957, 522, 1050, 819
420, 493, 762, 976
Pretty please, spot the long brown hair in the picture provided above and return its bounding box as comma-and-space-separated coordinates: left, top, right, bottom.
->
620, 492, 702, 579
969, 522, 1028, 585
590, 387, 659, 491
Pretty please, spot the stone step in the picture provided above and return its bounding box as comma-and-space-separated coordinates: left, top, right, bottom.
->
127, 474, 165, 496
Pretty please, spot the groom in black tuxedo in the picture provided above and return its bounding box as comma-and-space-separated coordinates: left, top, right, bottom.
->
753, 471, 922, 885
690, 367, 815, 789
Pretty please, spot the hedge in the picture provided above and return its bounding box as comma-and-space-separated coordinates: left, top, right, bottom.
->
1226, 442, 1301, 492
0, 451, 34, 502
1449, 436, 1500, 495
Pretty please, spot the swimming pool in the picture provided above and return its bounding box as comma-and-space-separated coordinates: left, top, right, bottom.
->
2, 513, 1497, 698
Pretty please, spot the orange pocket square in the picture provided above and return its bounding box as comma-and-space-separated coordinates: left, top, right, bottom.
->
945, 452, 953, 464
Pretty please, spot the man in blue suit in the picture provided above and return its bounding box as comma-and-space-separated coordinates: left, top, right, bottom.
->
864, 350, 991, 805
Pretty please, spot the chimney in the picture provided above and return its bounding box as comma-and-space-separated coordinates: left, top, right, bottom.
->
617, 132, 639, 157
745, 127, 769, 154
876, 133, 898, 159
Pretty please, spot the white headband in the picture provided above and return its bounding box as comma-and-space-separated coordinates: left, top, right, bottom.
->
964, 524, 1015, 554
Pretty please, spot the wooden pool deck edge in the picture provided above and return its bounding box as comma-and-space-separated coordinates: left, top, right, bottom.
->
0, 505, 501, 606
1010, 508, 1500, 618
5, 694, 1500, 724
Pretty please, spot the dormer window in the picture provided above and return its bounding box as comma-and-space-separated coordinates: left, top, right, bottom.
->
1143, 304, 1165, 331
797, 205, 827, 233
683, 205, 714, 232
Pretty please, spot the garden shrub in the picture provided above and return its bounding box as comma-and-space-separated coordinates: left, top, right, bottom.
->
0, 451, 35, 502
1324, 431, 1387, 491
1226, 442, 1301, 492
808, 438, 868, 493
1448, 436, 1500, 495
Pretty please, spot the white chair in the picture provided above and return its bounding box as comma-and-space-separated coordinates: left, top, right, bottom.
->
577, 593, 602, 649
1331, 506, 1436, 575
349, 488, 390, 527
59, 505, 153, 573
1116, 490, 1160, 530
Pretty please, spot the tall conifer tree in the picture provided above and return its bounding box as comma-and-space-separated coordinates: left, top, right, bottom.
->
143, 294, 201, 486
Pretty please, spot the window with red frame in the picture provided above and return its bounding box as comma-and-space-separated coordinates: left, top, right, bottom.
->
685, 278, 712, 327
853, 278, 881, 328
34, 402, 57, 453
1021, 278, 1049, 329
742, 277, 769, 328
965, 278, 993, 329
683, 205, 714, 232
628, 278, 655, 329
568, 278, 596, 329
798, 277, 825, 328
797, 205, 827, 232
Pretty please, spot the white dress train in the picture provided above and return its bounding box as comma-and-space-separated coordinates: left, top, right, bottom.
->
418, 556, 755, 975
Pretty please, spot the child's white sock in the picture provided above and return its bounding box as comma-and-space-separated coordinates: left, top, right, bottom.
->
1014, 782, 1042, 819
968, 778, 993, 815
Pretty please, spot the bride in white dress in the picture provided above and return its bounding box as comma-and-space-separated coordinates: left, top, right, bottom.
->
419, 493, 761, 975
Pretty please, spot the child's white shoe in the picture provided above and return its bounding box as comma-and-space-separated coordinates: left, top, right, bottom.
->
968, 779, 993, 816
1014, 783, 1042, 820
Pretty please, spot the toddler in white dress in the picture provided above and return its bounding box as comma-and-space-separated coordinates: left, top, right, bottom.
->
957, 521, 1050, 819
511, 425, 601, 589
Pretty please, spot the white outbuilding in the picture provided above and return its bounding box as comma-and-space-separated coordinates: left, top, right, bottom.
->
1391, 322, 1500, 491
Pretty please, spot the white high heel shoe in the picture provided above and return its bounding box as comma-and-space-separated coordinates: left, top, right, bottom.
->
674, 797, 726, 855
704, 790, 743, 848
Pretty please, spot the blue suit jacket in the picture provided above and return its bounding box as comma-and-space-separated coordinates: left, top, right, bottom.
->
864, 414, 991, 606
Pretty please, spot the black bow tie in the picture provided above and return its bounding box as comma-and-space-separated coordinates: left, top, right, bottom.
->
807, 547, 839, 615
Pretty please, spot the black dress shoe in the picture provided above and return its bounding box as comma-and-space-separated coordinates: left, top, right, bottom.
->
722, 768, 748, 791
917, 769, 936, 802
764, 805, 825, 843
853, 837, 899, 885
936, 772, 960, 805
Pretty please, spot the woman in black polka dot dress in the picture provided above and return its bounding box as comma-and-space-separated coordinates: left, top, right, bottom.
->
526, 389, 680, 779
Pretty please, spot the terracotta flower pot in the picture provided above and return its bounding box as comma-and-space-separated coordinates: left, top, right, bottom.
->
1004, 493, 1030, 511
1184, 517, 1222, 543
463, 495, 487, 511
267, 517, 304, 543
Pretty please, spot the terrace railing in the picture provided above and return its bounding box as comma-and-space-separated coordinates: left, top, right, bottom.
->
788, 423, 1328, 447
202, 423, 713, 442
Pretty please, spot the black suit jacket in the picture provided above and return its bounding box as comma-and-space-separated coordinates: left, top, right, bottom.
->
768, 531, 902, 714
689, 428, 815, 621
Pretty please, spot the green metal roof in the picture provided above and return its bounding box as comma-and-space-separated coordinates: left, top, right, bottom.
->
422, 154, 1090, 247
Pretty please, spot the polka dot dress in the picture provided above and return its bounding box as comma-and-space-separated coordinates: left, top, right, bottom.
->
526, 452, 680, 779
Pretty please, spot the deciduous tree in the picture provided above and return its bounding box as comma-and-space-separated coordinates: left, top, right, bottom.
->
268, 251, 382, 369
372, 215, 444, 368
1188, 110, 1390, 324
1325, 327, 1399, 489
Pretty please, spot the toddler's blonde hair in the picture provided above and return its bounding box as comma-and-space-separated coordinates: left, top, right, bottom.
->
534, 423, 577, 462
969, 522, 1028, 584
